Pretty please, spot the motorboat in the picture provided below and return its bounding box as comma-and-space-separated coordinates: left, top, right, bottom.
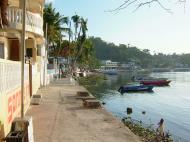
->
118, 84, 154, 94
140, 80, 171, 86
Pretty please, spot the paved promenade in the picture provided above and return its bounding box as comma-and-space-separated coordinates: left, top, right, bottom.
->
26, 78, 141, 142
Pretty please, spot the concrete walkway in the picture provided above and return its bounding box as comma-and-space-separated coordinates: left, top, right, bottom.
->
26, 78, 141, 142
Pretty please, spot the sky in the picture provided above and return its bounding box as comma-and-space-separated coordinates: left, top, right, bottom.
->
46, 0, 190, 54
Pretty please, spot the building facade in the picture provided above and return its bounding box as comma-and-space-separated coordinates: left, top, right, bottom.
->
101, 60, 119, 70
0, 0, 45, 140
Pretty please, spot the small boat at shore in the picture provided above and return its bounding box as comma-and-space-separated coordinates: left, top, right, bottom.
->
131, 76, 171, 86
118, 84, 154, 94
140, 80, 171, 86
132, 76, 167, 81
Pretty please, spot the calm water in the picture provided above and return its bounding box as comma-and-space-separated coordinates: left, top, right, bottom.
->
89, 72, 190, 142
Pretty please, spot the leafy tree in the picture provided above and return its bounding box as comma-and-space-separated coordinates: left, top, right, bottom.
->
180, 54, 190, 66
43, 5, 103, 71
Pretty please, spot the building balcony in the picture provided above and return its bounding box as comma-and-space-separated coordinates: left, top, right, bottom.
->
6, 7, 43, 37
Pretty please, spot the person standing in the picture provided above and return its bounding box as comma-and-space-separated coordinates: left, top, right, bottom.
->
157, 118, 165, 137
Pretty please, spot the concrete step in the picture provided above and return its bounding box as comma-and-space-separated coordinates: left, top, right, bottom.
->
30, 94, 42, 105
77, 91, 89, 97
75, 96, 96, 101
83, 100, 101, 108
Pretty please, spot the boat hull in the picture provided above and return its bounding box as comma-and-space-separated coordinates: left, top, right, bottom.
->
118, 85, 154, 93
140, 80, 171, 86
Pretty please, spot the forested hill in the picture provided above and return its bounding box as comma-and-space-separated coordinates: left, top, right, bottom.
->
90, 37, 190, 68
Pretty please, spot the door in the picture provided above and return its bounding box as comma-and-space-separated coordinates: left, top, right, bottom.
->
10, 39, 20, 61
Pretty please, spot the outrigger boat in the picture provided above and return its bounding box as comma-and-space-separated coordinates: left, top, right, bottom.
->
118, 84, 154, 94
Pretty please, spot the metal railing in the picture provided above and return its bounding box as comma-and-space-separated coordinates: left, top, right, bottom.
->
7, 7, 43, 36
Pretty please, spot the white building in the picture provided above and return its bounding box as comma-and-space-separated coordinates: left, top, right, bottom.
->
0, 0, 46, 138
101, 60, 118, 66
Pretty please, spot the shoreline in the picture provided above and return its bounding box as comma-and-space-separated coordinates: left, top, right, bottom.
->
26, 77, 141, 142
78, 74, 174, 142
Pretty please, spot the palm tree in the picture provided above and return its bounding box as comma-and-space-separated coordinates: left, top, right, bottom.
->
43, 3, 69, 55
78, 39, 93, 63
74, 17, 88, 62
71, 14, 80, 41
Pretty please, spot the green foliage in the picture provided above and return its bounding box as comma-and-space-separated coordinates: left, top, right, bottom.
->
90, 37, 190, 68
180, 54, 190, 65
78, 74, 106, 92
69, 15, 99, 69
90, 37, 153, 68
43, 5, 99, 70
43, 3, 69, 54
73, 38, 100, 69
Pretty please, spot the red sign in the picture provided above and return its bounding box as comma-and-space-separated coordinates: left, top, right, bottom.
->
7, 84, 29, 124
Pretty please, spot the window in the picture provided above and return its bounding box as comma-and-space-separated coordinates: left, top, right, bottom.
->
0, 42, 4, 59
26, 48, 33, 58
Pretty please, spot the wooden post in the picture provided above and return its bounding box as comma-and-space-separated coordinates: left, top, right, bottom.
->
0, 123, 5, 141
29, 59, 32, 97
21, 0, 26, 118
0, 8, 3, 28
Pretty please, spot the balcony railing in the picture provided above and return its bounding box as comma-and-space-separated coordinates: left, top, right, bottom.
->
7, 7, 43, 36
